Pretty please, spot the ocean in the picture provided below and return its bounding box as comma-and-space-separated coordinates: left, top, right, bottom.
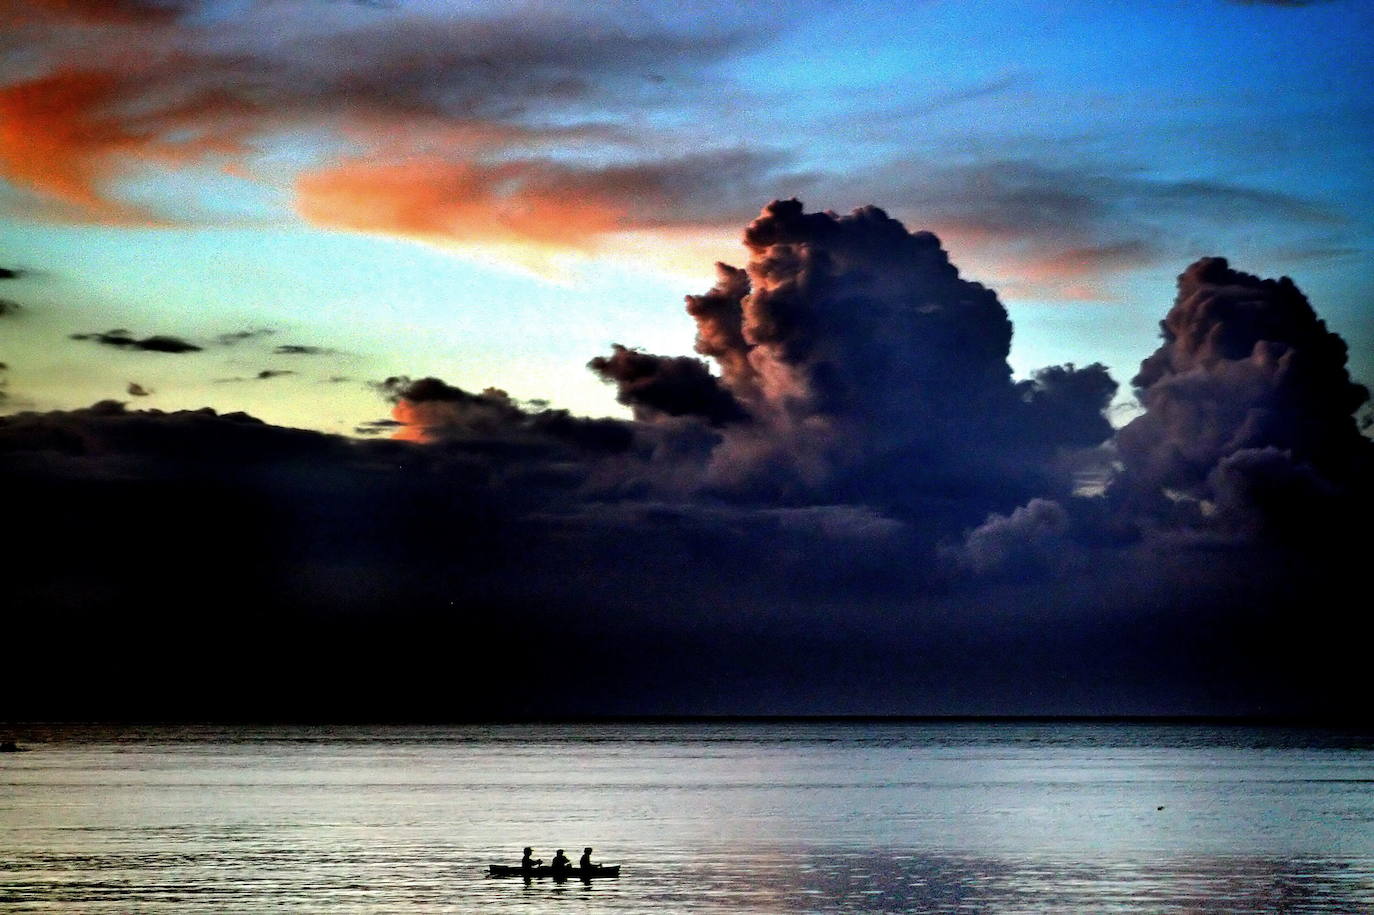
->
1, 722, 1371, 912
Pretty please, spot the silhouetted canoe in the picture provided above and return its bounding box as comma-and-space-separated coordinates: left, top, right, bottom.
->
487, 865, 620, 878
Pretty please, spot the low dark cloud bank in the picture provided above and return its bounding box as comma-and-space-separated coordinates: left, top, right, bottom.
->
5, 201, 1370, 720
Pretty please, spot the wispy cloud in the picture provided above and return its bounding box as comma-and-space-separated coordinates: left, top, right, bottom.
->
0, 3, 761, 232
3, 0, 192, 25
295, 149, 791, 247
216, 328, 275, 346
272, 344, 337, 356
214, 368, 298, 383
833, 158, 1348, 299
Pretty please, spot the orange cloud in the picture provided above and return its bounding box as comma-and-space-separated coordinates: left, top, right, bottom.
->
1, 0, 181, 25
388, 399, 433, 443
1021, 241, 1156, 283
983, 241, 1156, 301
0, 66, 257, 220
0, 69, 142, 216
295, 149, 781, 252
295, 157, 625, 248
2, 6, 768, 238
899, 223, 1153, 302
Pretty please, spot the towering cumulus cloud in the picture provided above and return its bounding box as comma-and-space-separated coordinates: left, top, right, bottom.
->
595, 200, 1116, 521
1113, 257, 1371, 536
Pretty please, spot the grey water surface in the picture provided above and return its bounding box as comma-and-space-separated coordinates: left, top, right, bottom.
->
1, 722, 1371, 912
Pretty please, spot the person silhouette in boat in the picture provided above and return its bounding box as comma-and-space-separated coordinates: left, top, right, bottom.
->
550, 849, 571, 874
521, 847, 542, 872
579, 847, 599, 871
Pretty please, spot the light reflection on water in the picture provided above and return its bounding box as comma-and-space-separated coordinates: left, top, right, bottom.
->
1, 723, 1372, 912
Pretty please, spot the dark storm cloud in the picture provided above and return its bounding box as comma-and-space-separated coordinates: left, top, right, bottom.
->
602, 200, 1120, 523
945, 497, 1071, 577
685, 263, 755, 396
71, 329, 202, 352
5, 201, 1371, 719
1118, 257, 1369, 488
588, 344, 749, 426
1016, 363, 1119, 450
1110, 256, 1372, 534
0, 396, 941, 718
953, 257, 1371, 575
0, 399, 334, 463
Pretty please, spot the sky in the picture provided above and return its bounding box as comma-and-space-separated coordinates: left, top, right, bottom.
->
2, 0, 1372, 719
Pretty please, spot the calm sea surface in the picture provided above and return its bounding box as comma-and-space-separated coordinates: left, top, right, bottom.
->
1, 722, 1371, 913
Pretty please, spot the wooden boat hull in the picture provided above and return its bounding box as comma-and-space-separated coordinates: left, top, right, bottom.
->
488, 864, 620, 879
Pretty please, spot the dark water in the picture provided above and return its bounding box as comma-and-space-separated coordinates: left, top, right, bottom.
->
1, 722, 1371, 912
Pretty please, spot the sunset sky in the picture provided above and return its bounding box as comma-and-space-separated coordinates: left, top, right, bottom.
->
3, 0, 1370, 431
3, 0, 1372, 718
